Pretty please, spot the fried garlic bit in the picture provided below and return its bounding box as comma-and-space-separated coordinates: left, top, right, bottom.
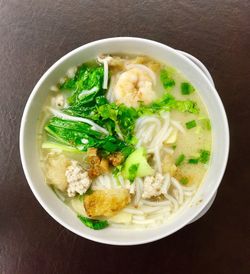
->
87, 148, 124, 179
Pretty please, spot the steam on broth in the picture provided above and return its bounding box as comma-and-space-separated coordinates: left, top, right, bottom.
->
38, 55, 212, 230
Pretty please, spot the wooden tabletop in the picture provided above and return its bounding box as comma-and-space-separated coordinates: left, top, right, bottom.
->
1, 1, 249, 273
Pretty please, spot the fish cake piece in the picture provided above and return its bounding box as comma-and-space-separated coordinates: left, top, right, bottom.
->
84, 189, 130, 217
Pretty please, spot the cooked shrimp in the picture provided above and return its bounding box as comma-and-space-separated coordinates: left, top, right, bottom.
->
114, 66, 156, 108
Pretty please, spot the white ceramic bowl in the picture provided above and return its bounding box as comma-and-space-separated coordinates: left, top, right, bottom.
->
20, 37, 229, 245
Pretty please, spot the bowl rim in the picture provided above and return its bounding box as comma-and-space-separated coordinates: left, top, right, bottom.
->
19, 37, 230, 245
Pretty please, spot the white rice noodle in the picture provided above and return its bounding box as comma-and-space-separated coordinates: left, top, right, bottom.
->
118, 175, 125, 187
138, 178, 144, 193
135, 116, 161, 132
53, 188, 66, 202
132, 218, 155, 225
142, 199, 171, 207
148, 209, 170, 218
161, 173, 171, 193
97, 56, 111, 89
102, 59, 109, 89
92, 174, 112, 190
92, 173, 141, 195
136, 122, 160, 149
183, 191, 195, 197
140, 206, 162, 214
162, 146, 174, 154
134, 178, 143, 206
48, 107, 109, 135
108, 223, 127, 229
135, 113, 174, 163
164, 193, 179, 212
149, 113, 170, 148
182, 184, 196, 192
106, 174, 117, 189
123, 208, 144, 215
135, 113, 177, 175
106, 75, 116, 102
78, 86, 98, 99
107, 175, 113, 186
132, 215, 146, 221
172, 189, 179, 203
142, 124, 155, 143
171, 177, 184, 204
124, 179, 135, 194
171, 120, 185, 134
126, 64, 156, 85
115, 123, 124, 140
154, 147, 162, 173
182, 185, 196, 196
149, 126, 172, 150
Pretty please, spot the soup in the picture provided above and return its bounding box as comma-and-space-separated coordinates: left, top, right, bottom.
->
37, 54, 212, 230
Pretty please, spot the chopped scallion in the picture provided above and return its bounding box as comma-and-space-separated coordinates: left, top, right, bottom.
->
188, 158, 199, 164
160, 69, 175, 89
180, 177, 189, 185
188, 149, 210, 164
185, 120, 197, 129
181, 82, 195, 95
128, 163, 139, 182
175, 154, 185, 166
199, 150, 210, 164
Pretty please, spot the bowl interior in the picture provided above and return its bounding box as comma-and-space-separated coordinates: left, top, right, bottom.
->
20, 37, 229, 245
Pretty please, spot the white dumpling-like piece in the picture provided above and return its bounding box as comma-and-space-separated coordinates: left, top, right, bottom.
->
45, 152, 70, 191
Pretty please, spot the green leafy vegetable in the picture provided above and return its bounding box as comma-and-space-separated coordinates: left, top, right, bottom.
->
181, 82, 195, 95
160, 68, 175, 89
77, 215, 109, 230
64, 99, 138, 146
199, 150, 210, 163
45, 117, 129, 153
174, 100, 199, 114
45, 62, 202, 162
46, 117, 102, 138
139, 93, 199, 115
175, 154, 185, 166
97, 103, 139, 143
116, 104, 139, 143
185, 120, 197, 129
121, 146, 135, 158
60, 64, 104, 107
